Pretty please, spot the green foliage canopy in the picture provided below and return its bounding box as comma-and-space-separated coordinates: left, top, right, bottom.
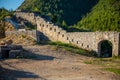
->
76, 0, 120, 31
18, 0, 98, 26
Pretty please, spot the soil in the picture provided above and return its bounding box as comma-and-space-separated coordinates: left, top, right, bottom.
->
0, 45, 120, 80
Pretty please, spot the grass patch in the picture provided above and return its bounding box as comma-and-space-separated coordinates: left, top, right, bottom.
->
112, 55, 120, 59
104, 68, 120, 75
84, 61, 92, 64
37, 41, 97, 57
48, 41, 77, 49
84, 57, 120, 75
49, 42, 87, 55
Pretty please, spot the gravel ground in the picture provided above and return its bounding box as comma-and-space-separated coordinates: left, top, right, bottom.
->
0, 45, 120, 80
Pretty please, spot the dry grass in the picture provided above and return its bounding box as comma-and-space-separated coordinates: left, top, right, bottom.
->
0, 34, 36, 46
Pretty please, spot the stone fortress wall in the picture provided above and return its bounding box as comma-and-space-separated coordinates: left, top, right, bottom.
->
14, 12, 36, 25
14, 11, 120, 56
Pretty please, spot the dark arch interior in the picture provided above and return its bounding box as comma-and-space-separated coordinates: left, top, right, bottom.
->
2, 50, 10, 59
99, 40, 112, 58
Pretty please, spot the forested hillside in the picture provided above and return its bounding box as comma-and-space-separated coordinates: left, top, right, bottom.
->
18, 0, 98, 26
76, 0, 120, 31
0, 8, 13, 20
18, 0, 120, 32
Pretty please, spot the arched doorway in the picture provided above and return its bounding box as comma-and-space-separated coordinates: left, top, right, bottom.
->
98, 40, 112, 58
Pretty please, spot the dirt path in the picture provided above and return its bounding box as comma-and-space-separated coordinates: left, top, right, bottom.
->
0, 45, 120, 80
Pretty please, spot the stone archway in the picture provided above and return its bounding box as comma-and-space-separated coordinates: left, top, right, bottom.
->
98, 40, 113, 58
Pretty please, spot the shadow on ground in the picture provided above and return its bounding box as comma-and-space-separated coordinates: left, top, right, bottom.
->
0, 67, 47, 80
0, 46, 55, 80
18, 48, 56, 60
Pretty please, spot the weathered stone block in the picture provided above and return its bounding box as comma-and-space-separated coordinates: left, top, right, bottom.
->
9, 50, 23, 58
9, 45, 23, 50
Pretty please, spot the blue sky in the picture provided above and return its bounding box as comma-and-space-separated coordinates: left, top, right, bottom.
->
0, 0, 24, 11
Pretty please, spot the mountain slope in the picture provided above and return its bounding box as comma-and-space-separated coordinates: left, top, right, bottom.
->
76, 0, 120, 31
18, 0, 98, 26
